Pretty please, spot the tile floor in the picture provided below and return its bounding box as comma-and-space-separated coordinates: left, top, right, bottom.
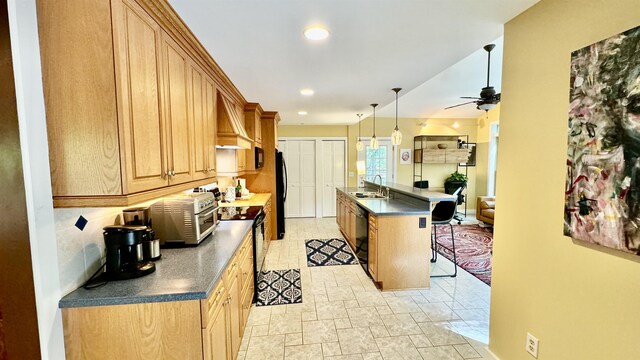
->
239, 218, 493, 360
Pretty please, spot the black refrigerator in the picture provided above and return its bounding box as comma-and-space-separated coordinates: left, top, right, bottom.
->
275, 150, 287, 239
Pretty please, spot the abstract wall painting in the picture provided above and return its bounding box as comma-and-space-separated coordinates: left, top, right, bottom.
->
565, 25, 640, 254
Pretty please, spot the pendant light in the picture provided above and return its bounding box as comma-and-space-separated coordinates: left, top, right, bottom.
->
370, 103, 379, 150
391, 88, 402, 145
356, 113, 364, 152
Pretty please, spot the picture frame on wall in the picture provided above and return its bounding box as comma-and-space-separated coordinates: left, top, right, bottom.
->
399, 148, 412, 164
459, 142, 476, 167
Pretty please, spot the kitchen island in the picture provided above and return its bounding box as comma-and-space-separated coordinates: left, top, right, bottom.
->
336, 182, 454, 291
59, 220, 254, 359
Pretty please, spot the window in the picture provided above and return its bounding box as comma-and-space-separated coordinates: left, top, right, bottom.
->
358, 138, 395, 184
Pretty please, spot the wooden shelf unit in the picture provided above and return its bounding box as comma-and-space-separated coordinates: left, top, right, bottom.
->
413, 135, 471, 217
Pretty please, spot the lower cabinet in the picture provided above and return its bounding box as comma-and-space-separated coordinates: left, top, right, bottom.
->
368, 218, 378, 280
62, 231, 254, 360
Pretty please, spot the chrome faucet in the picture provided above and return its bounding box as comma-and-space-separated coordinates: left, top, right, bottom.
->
373, 174, 383, 195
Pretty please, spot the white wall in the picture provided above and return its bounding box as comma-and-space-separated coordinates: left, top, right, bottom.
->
7, 0, 65, 358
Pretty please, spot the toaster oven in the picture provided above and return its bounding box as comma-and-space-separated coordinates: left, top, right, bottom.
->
150, 192, 219, 246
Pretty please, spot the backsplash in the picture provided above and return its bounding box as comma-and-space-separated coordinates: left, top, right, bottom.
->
54, 201, 155, 296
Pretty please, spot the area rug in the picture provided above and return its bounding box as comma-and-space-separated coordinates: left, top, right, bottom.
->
433, 224, 493, 285
305, 238, 359, 267
256, 269, 302, 306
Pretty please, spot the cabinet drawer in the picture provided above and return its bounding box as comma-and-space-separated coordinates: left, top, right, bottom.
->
240, 274, 254, 329
201, 280, 226, 326
240, 242, 254, 291
368, 214, 377, 228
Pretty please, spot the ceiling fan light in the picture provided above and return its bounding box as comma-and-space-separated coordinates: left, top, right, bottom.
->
391, 127, 402, 146
478, 103, 496, 111
370, 136, 379, 150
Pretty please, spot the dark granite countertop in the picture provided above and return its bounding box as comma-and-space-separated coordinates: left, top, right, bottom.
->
336, 187, 431, 216
363, 180, 457, 202
59, 220, 253, 308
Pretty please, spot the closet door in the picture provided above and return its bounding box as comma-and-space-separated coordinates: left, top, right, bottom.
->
321, 140, 345, 217
279, 140, 316, 218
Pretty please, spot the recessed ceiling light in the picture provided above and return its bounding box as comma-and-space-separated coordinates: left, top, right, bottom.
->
298, 111, 308, 116
300, 88, 315, 96
452, 122, 460, 129
304, 27, 329, 41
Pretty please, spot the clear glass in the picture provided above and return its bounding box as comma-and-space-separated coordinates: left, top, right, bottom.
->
370, 136, 379, 150
391, 127, 402, 145
356, 140, 364, 151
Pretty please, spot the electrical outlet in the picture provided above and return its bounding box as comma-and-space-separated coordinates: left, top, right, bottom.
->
526, 333, 539, 358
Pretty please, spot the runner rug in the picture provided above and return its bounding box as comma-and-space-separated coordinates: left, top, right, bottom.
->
305, 238, 359, 267
256, 269, 302, 306
434, 224, 493, 285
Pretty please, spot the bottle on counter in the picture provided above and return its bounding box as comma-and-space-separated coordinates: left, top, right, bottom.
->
235, 180, 242, 200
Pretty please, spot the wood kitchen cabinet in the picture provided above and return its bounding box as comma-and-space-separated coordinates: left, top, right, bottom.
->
37, 0, 244, 207
62, 232, 254, 360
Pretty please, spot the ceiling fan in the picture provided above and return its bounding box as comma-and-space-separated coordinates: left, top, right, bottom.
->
445, 44, 501, 112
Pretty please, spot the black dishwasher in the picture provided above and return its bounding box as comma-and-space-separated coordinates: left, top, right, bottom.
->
354, 205, 369, 275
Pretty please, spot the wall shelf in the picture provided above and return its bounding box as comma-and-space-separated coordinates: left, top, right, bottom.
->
413, 135, 471, 220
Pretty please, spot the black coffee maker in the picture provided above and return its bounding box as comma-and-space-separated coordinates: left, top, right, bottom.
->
103, 225, 156, 280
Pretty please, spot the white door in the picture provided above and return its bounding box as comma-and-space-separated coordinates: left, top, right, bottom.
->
279, 140, 316, 218
321, 140, 346, 217
358, 139, 396, 183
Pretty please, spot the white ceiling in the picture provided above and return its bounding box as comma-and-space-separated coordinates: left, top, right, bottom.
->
169, 0, 538, 125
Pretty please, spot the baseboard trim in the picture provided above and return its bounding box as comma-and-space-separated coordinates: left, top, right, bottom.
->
486, 346, 501, 360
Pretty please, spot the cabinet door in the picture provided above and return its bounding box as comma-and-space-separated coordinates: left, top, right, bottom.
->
368, 225, 378, 280
237, 149, 246, 172
203, 300, 230, 360
112, 0, 168, 193
204, 76, 217, 176
188, 61, 208, 181
254, 116, 262, 145
228, 273, 242, 359
162, 34, 193, 185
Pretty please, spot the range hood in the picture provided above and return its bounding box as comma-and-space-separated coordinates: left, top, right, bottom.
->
217, 93, 252, 149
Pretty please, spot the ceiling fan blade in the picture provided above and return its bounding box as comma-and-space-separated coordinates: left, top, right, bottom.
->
444, 101, 477, 110
460, 96, 481, 99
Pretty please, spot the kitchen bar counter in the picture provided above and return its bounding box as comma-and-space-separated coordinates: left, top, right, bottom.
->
59, 220, 253, 308
364, 180, 456, 202
336, 187, 431, 216
218, 192, 271, 207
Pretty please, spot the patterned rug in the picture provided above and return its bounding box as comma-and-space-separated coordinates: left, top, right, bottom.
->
256, 269, 302, 306
433, 224, 493, 285
305, 238, 359, 267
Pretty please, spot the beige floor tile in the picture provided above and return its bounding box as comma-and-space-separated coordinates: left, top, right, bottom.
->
369, 325, 390, 338
302, 319, 339, 344
409, 334, 433, 348
419, 323, 468, 346
418, 345, 464, 360
251, 324, 269, 337
325, 355, 364, 360
327, 285, 356, 301
247, 306, 271, 326
245, 334, 285, 360
419, 303, 461, 322
284, 344, 323, 359
337, 327, 379, 355
362, 353, 383, 360
356, 291, 388, 307
301, 311, 318, 321
453, 344, 482, 359
375, 335, 423, 360
316, 300, 348, 320
323, 342, 343, 356
334, 317, 352, 329
381, 314, 423, 336
347, 307, 384, 327
269, 312, 302, 335
385, 296, 422, 314
285, 333, 303, 346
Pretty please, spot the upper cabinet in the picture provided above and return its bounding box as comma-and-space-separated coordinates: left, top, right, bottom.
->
245, 103, 263, 148
37, 0, 246, 207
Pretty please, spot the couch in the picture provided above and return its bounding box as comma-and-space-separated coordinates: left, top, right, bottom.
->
476, 196, 495, 225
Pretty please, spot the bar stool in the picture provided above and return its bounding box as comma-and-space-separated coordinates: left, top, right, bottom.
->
430, 187, 463, 278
